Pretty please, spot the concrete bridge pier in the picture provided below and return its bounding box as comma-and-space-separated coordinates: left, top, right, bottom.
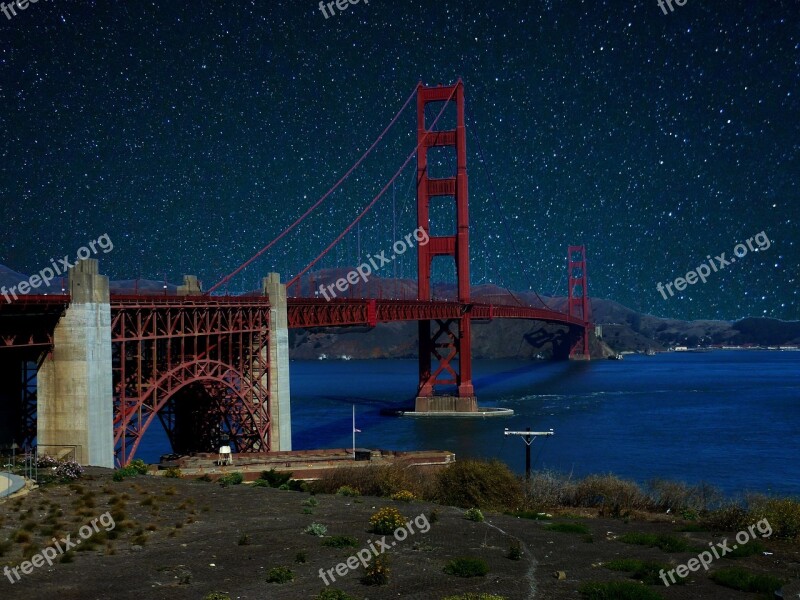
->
263, 273, 292, 451
37, 259, 114, 467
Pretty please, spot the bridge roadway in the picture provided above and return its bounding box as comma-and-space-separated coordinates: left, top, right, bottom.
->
0, 294, 584, 345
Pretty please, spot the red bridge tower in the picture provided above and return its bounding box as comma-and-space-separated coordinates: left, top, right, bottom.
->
415, 81, 476, 412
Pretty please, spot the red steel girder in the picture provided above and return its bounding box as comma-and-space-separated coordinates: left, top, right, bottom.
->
111, 298, 272, 465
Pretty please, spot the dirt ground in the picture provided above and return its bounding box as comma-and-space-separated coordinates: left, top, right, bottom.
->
0, 469, 798, 599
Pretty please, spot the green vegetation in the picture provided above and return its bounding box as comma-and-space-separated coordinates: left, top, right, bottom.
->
618, 531, 692, 552
295, 550, 308, 563
545, 522, 590, 535
579, 581, 664, 600
113, 459, 149, 481
464, 507, 484, 522
321, 535, 358, 548
436, 460, 523, 512
369, 507, 405, 534
709, 567, 784, 594
443, 557, 489, 578
163, 467, 182, 478
261, 468, 292, 488
315, 590, 360, 600
605, 558, 684, 586
390, 490, 415, 502
219, 472, 244, 487
266, 566, 294, 584
442, 595, 507, 600
725, 540, 764, 558
202, 593, 231, 600
506, 539, 523, 560
305, 523, 328, 537
360, 553, 389, 586
336, 485, 361, 497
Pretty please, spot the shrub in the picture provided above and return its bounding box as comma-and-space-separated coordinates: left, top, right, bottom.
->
573, 474, 647, 514
305, 523, 328, 537
36, 456, 85, 483
336, 485, 361, 497
390, 490, 415, 502
312, 463, 435, 499
261, 468, 292, 488
464, 508, 484, 522
303, 497, 319, 507
436, 460, 524, 512
266, 566, 294, 584
506, 539, 523, 560
315, 590, 359, 600
360, 553, 389, 586
605, 558, 683, 586
747, 497, 800, 540
163, 467, 182, 479
288, 479, 308, 492
710, 566, 784, 594
545, 522, 590, 535
618, 531, 691, 552
725, 540, 764, 558
295, 550, 307, 563
369, 507, 405, 535
322, 535, 358, 548
219, 472, 244, 487
251, 479, 270, 487
579, 581, 664, 600
203, 594, 231, 600
442, 595, 507, 600
443, 557, 489, 577
701, 504, 749, 532
13, 530, 31, 544
129, 459, 149, 474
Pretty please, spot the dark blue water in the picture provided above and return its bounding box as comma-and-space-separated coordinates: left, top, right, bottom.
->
139, 351, 800, 497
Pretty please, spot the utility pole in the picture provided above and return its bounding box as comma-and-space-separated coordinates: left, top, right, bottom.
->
504, 427, 554, 480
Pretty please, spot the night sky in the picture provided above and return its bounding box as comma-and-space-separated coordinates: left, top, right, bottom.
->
1, 0, 797, 321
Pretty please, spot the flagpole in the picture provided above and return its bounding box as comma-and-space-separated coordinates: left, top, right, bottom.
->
352, 404, 356, 459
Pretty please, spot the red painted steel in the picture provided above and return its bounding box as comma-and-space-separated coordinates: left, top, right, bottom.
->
416, 82, 474, 398
286, 298, 585, 329
567, 245, 591, 358
111, 297, 271, 465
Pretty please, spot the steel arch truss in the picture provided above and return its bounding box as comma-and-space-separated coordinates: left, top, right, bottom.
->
111, 298, 272, 465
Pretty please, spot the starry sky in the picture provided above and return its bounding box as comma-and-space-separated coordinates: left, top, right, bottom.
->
1, 0, 797, 321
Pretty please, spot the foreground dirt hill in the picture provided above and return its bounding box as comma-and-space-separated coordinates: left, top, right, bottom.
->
0, 470, 797, 599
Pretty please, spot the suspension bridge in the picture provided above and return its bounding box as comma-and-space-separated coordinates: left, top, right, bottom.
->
0, 81, 592, 466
